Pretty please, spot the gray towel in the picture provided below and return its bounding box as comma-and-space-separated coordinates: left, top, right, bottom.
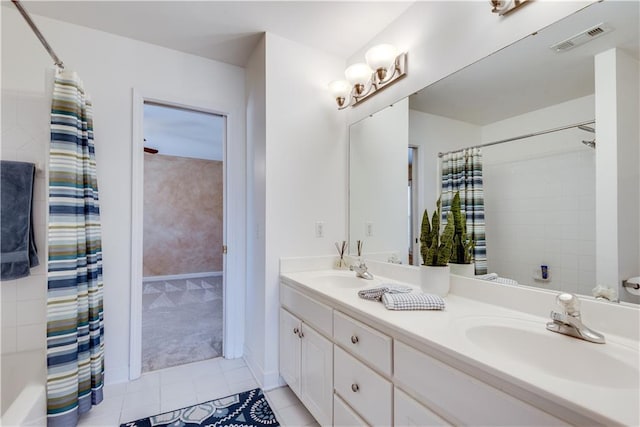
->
382, 293, 445, 310
358, 284, 413, 301
1, 161, 39, 280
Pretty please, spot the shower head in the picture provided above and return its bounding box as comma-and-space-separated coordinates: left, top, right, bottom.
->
582, 139, 596, 149
578, 125, 595, 133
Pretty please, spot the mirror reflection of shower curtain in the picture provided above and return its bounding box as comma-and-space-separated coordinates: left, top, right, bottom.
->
440, 148, 486, 274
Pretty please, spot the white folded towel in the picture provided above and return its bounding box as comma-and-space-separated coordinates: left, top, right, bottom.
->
358, 284, 412, 301
382, 293, 445, 311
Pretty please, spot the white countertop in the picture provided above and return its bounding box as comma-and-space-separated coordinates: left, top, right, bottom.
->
281, 269, 640, 426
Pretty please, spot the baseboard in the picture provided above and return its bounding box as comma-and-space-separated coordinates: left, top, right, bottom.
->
105, 366, 129, 385
262, 373, 286, 391
244, 345, 284, 391
143, 271, 222, 282
243, 345, 263, 387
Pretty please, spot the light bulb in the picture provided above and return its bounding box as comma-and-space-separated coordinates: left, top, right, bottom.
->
344, 63, 373, 85
328, 80, 352, 107
365, 44, 398, 81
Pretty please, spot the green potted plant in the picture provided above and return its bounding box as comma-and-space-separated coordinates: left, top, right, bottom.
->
419, 197, 454, 296
449, 191, 475, 277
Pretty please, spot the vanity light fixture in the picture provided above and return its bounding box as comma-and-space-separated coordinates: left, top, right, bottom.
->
329, 44, 407, 109
490, 0, 529, 16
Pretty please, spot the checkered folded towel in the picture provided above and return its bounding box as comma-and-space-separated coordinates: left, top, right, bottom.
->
476, 273, 499, 281
382, 293, 445, 311
358, 284, 413, 301
496, 277, 519, 286
476, 272, 519, 286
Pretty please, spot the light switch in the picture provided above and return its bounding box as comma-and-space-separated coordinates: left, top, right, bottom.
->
365, 221, 374, 237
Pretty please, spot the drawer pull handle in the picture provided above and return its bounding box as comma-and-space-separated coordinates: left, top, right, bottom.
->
351, 335, 359, 344
351, 383, 359, 392
299, 331, 304, 338
293, 327, 299, 335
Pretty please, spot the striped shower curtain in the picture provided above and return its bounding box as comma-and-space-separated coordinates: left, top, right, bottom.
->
47, 71, 104, 426
441, 148, 486, 275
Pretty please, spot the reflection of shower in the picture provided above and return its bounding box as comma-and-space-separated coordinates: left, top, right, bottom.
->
578, 124, 596, 149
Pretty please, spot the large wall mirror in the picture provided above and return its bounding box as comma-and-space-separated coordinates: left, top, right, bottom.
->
349, 1, 639, 303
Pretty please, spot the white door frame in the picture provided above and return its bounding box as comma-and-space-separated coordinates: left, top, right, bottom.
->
130, 88, 242, 380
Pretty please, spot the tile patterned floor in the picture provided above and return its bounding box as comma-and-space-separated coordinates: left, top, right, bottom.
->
142, 276, 223, 372
77, 357, 318, 426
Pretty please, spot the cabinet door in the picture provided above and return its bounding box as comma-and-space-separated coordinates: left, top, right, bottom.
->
334, 394, 368, 427
395, 388, 451, 426
279, 308, 301, 395
300, 324, 333, 426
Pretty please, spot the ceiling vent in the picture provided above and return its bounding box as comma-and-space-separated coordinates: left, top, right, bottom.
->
550, 23, 613, 53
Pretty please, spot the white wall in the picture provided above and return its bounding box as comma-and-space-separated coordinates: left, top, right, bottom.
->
1, 8, 246, 383
344, 1, 591, 125
244, 35, 267, 385
408, 110, 481, 220
350, 99, 408, 263
245, 33, 346, 389
595, 48, 640, 304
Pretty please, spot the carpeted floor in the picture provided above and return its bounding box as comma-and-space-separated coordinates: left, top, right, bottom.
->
142, 275, 223, 372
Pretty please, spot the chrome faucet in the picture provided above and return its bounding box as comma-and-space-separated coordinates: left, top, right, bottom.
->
546, 293, 605, 344
350, 261, 373, 280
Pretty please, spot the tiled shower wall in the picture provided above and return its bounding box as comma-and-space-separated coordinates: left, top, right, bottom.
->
1, 88, 50, 355
483, 148, 596, 295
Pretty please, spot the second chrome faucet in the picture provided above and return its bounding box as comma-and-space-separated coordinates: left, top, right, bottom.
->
546, 293, 605, 344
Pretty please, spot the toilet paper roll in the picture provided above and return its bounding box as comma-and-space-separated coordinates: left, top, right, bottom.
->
623, 276, 640, 296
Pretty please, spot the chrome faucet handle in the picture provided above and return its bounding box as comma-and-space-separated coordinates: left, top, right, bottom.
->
547, 293, 605, 344
556, 293, 580, 317
350, 261, 374, 280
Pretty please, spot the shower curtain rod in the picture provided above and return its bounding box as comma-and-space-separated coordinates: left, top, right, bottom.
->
438, 119, 596, 158
11, 0, 64, 69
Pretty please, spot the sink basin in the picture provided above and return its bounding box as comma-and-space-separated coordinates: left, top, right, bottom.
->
460, 318, 639, 389
306, 273, 373, 288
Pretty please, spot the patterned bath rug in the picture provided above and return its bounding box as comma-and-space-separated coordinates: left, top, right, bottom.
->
120, 388, 279, 427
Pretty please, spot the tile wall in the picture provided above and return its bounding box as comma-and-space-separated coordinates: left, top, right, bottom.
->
1, 88, 49, 355
484, 148, 596, 295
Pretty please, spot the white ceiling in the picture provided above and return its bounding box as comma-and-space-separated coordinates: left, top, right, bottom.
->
17, 1, 414, 67
409, 1, 639, 125
144, 103, 225, 161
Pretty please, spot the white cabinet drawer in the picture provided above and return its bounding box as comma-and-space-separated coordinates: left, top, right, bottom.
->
281, 284, 332, 337
333, 311, 392, 376
334, 394, 368, 427
334, 346, 392, 427
394, 387, 450, 426
394, 341, 569, 426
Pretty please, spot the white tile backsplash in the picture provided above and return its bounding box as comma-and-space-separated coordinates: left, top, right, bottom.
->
16, 323, 45, 352
484, 148, 595, 295
1, 89, 49, 355
1, 327, 18, 353
16, 276, 47, 300
16, 299, 46, 326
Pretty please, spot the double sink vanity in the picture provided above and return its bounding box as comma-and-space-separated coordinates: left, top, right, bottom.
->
279, 257, 639, 426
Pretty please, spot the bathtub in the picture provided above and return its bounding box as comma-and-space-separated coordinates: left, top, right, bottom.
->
1, 350, 47, 426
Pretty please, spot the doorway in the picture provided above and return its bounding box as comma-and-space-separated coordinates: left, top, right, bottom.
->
140, 102, 226, 372
408, 146, 419, 265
